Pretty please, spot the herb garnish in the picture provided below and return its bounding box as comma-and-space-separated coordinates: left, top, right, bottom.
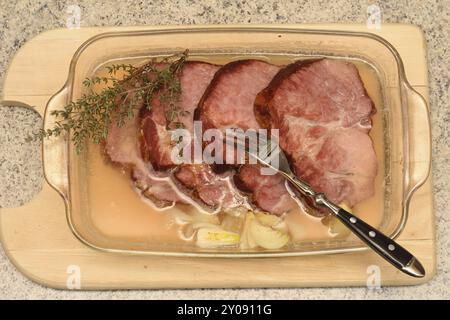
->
31, 50, 188, 153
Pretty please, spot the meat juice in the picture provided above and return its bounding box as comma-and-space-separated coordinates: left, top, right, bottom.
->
85, 55, 385, 248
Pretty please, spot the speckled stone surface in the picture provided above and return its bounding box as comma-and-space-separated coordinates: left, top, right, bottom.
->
0, 0, 448, 299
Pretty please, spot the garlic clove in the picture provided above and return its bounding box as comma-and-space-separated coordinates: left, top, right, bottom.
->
196, 228, 240, 248
249, 218, 289, 250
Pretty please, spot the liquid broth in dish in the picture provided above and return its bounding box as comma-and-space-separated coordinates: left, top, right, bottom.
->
85, 55, 385, 249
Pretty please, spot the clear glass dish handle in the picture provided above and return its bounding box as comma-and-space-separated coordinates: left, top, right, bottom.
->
404, 84, 431, 203
42, 87, 70, 201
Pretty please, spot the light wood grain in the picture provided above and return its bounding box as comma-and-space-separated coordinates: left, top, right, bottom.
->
0, 24, 435, 289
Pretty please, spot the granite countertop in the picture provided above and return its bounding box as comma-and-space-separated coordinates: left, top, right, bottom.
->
0, 0, 448, 299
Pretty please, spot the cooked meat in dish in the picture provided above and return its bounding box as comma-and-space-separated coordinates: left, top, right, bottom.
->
174, 163, 247, 209
196, 59, 280, 131
255, 58, 377, 206
105, 57, 377, 215
234, 164, 297, 216
105, 111, 185, 208
178, 62, 222, 133
140, 61, 220, 171
172, 60, 282, 210
194, 59, 295, 214
103, 65, 188, 208
139, 61, 246, 211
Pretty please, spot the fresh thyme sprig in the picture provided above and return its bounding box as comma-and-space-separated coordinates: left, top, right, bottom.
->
30, 50, 189, 153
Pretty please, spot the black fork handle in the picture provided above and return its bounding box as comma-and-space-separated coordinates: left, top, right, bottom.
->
286, 175, 425, 278
336, 207, 425, 278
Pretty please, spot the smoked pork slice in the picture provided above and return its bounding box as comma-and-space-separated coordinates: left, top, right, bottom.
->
196, 59, 280, 131
105, 111, 184, 208
104, 65, 185, 208
196, 59, 296, 215
234, 165, 297, 216
139, 61, 247, 211
174, 164, 247, 210
141, 61, 220, 170
255, 58, 377, 206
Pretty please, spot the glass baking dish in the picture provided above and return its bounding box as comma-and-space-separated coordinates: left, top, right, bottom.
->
42, 26, 431, 257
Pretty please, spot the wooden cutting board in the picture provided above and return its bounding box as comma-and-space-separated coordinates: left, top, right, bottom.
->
0, 24, 435, 289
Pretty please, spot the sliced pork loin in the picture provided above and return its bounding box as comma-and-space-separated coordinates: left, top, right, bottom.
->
174, 164, 248, 210
195, 59, 296, 215
255, 58, 377, 206
196, 59, 280, 131
104, 65, 188, 208
141, 61, 220, 170
234, 165, 297, 216
105, 111, 185, 208
139, 61, 246, 211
